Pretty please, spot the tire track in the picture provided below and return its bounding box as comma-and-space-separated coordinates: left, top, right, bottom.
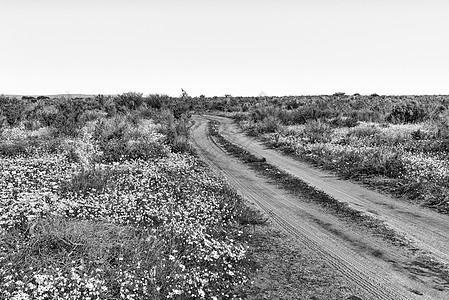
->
190, 116, 444, 299
227, 173, 408, 300
207, 115, 449, 265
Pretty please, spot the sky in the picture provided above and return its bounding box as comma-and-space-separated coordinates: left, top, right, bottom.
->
1, 0, 448, 97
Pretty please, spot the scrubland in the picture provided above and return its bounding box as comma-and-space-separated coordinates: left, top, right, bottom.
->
194, 94, 449, 213
3, 92, 449, 299
0, 94, 261, 299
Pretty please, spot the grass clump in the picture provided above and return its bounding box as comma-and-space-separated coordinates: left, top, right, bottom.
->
1, 218, 166, 299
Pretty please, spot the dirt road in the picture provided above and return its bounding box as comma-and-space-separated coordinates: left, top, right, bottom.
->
191, 115, 449, 300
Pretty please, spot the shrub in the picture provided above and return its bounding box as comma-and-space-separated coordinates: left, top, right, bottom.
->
434, 110, 449, 139
159, 116, 193, 153
92, 117, 169, 162
303, 120, 333, 143
251, 116, 281, 135
114, 92, 144, 111
60, 167, 116, 195
170, 136, 192, 153
387, 100, 427, 124
51, 98, 90, 137
285, 99, 299, 110
329, 115, 359, 128
0, 141, 29, 157
1, 217, 164, 299
347, 124, 381, 139
144, 94, 169, 110
0, 96, 24, 126
350, 109, 381, 122
172, 102, 190, 119
79, 109, 108, 124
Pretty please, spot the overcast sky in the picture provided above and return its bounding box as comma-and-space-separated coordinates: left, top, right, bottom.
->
1, 0, 448, 96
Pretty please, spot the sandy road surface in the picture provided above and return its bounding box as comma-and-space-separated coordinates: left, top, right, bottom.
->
191, 115, 449, 300
207, 115, 449, 263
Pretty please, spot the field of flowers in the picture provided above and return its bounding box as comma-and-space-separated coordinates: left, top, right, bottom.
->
0, 96, 254, 299
230, 96, 449, 214
250, 122, 449, 212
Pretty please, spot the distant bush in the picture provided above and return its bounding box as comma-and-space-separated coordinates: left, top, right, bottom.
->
0, 142, 29, 157
51, 98, 91, 137
329, 115, 359, 128
350, 109, 382, 122
1, 217, 165, 299
347, 124, 381, 139
285, 99, 299, 110
159, 115, 194, 153
60, 167, 116, 195
434, 110, 449, 139
387, 100, 427, 124
303, 120, 333, 143
92, 117, 169, 162
144, 94, 170, 110
172, 102, 190, 119
79, 109, 107, 124
251, 116, 281, 135
114, 92, 144, 112
0, 96, 24, 126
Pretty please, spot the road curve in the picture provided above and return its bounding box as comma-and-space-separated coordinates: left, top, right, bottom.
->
191, 115, 449, 300
207, 115, 449, 265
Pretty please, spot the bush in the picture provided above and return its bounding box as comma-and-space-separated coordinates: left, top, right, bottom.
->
144, 94, 169, 110
303, 120, 333, 143
251, 116, 281, 135
0, 142, 29, 157
60, 167, 116, 195
114, 92, 144, 111
350, 109, 381, 122
387, 100, 427, 124
92, 117, 169, 162
79, 109, 108, 124
159, 115, 193, 153
329, 115, 359, 128
51, 98, 90, 137
0, 96, 25, 126
347, 124, 381, 139
1, 217, 164, 299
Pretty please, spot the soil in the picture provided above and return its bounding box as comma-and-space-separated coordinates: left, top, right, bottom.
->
191, 115, 449, 300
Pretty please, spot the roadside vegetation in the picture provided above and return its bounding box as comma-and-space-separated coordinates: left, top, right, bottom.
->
0, 93, 264, 299
191, 94, 449, 214
4, 91, 449, 299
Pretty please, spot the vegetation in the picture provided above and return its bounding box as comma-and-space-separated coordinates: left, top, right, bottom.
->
3, 91, 449, 299
189, 94, 449, 213
0, 93, 263, 299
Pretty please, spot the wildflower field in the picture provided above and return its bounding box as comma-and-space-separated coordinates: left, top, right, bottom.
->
0, 94, 255, 299
193, 94, 449, 213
